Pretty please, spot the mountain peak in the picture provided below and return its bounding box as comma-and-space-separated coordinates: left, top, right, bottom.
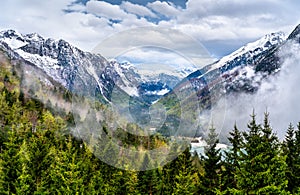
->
24, 32, 44, 42
207, 31, 285, 73
287, 24, 300, 40
0, 29, 23, 38
0, 29, 145, 102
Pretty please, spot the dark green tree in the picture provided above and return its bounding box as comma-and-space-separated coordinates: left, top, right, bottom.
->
0, 126, 23, 194
159, 143, 197, 194
222, 123, 243, 193
47, 136, 86, 194
199, 124, 222, 194
113, 168, 139, 195
282, 123, 298, 193
290, 122, 300, 193
232, 112, 288, 194
137, 153, 160, 195
173, 147, 198, 195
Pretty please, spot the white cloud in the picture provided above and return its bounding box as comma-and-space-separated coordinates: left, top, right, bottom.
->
147, 1, 181, 18
177, 0, 300, 42
113, 47, 204, 78
118, 48, 192, 66
86, 0, 129, 20
120, 1, 157, 18
92, 27, 213, 68
206, 39, 300, 139
1, 0, 300, 57
113, 15, 152, 30
66, 2, 86, 12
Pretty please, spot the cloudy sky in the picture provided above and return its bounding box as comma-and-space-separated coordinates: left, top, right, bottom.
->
1, 0, 300, 60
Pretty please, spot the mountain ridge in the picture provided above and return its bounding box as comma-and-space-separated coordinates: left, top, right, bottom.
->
0, 29, 138, 102
0, 29, 190, 103
1, 25, 300, 138
156, 24, 300, 137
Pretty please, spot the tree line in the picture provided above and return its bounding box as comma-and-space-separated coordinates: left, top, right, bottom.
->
1, 55, 300, 194
1, 88, 300, 194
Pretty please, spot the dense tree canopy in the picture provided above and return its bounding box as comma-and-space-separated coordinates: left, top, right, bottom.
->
1, 53, 300, 194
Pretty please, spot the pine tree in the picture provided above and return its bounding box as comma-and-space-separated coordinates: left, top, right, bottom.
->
28, 129, 56, 192
222, 123, 243, 193
113, 168, 139, 195
0, 126, 23, 194
199, 124, 222, 194
292, 122, 300, 192
7, 98, 22, 127
0, 91, 9, 149
282, 123, 298, 193
47, 135, 86, 194
232, 112, 288, 194
87, 168, 107, 194
173, 147, 198, 195
88, 162, 118, 194
15, 140, 34, 194
138, 153, 159, 195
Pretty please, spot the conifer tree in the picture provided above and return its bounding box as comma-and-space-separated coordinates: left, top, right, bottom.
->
113, 168, 139, 195
222, 123, 243, 193
199, 124, 222, 194
137, 153, 159, 195
232, 112, 288, 194
0, 91, 9, 147
15, 140, 34, 194
0, 126, 23, 194
173, 147, 198, 195
283, 123, 298, 193
87, 167, 107, 194
292, 122, 300, 192
48, 135, 86, 194
160, 143, 197, 194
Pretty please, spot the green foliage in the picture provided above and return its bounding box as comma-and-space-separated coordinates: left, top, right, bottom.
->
47, 136, 85, 194
231, 112, 288, 194
1, 52, 300, 194
15, 141, 34, 195
173, 148, 198, 195
283, 122, 300, 193
199, 124, 222, 194
222, 123, 243, 193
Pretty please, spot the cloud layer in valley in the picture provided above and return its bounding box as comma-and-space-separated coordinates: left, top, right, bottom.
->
209, 39, 300, 140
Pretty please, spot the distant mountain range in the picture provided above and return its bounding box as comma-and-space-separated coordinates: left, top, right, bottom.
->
0, 30, 192, 104
157, 24, 299, 137
1, 24, 300, 137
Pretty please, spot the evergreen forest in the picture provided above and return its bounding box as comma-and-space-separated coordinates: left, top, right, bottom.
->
1, 51, 300, 194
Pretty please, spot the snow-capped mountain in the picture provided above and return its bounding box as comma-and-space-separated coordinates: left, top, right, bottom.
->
0, 25, 297, 118
0, 29, 200, 106
1, 25, 299, 139
0, 30, 139, 102
109, 60, 179, 103
156, 27, 299, 138
109, 58, 190, 103
255, 24, 300, 74
208, 32, 286, 73
169, 30, 287, 101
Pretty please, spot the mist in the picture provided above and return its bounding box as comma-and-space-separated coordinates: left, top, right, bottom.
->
209, 39, 300, 140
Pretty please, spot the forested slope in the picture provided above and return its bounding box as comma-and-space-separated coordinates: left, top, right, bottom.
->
1, 46, 300, 194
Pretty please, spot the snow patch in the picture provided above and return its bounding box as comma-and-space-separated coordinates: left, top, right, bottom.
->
145, 88, 170, 96
85, 64, 110, 102
2, 37, 27, 49
111, 61, 139, 97
15, 49, 65, 85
